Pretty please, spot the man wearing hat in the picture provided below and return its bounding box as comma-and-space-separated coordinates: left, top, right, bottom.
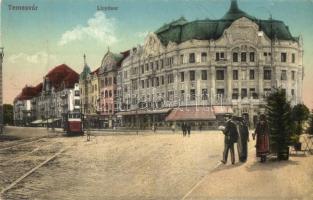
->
221, 114, 239, 165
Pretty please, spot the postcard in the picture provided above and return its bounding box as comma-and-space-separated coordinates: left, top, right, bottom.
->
1, 0, 313, 199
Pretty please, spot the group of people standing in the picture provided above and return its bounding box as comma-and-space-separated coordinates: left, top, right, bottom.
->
221, 114, 270, 164
181, 122, 191, 137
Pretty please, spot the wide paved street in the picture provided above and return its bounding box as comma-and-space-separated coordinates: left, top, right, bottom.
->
1, 127, 313, 200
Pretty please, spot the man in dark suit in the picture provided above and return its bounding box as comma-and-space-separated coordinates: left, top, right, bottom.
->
221, 114, 239, 165
182, 122, 186, 137
187, 123, 191, 136
234, 117, 249, 162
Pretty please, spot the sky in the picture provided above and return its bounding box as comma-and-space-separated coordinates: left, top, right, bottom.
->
1, 0, 313, 109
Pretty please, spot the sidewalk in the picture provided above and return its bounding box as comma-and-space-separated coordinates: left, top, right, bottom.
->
185, 143, 313, 200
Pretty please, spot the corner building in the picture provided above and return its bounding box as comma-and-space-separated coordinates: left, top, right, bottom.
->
117, 0, 303, 129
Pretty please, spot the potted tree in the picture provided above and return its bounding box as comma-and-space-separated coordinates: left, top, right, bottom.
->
266, 88, 293, 160
291, 104, 310, 151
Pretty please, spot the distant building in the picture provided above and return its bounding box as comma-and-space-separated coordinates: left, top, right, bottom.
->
79, 55, 102, 128
13, 64, 80, 128
115, 0, 304, 129
79, 52, 128, 128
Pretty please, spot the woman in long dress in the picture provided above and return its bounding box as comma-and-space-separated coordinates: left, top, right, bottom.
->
253, 114, 270, 162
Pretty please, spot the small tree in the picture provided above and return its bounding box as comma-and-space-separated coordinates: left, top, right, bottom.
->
3, 104, 14, 125
266, 88, 292, 160
291, 104, 310, 143
307, 111, 313, 136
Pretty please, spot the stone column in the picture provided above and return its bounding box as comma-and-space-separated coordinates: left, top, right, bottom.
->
227, 65, 232, 103
258, 65, 264, 99
210, 66, 216, 105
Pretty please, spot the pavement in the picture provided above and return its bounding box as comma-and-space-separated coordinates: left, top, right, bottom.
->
185, 143, 313, 200
1, 127, 313, 200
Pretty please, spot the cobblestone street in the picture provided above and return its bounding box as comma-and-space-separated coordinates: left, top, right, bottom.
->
1, 127, 313, 200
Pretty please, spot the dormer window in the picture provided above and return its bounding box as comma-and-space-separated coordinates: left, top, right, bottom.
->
216, 52, 225, 61
201, 53, 207, 62
241, 52, 246, 62
189, 53, 195, 63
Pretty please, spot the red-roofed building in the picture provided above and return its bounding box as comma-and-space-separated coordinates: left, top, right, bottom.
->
14, 64, 80, 127
13, 84, 42, 126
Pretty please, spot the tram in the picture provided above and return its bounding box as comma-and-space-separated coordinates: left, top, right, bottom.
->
63, 111, 84, 135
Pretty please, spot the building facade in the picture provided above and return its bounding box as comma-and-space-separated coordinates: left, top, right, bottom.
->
14, 64, 80, 128
79, 55, 102, 128
98, 50, 127, 128
116, 0, 304, 129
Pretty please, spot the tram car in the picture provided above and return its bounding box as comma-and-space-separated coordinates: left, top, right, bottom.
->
63, 112, 84, 135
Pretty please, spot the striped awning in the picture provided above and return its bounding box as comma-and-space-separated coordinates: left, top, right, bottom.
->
165, 107, 216, 121
213, 106, 233, 115
116, 108, 172, 116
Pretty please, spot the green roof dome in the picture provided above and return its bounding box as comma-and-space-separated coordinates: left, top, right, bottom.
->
222, 0, 255, 21
155, 0, 296, 45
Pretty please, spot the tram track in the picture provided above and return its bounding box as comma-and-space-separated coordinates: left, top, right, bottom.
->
0, 137, 46, 151
1, 144, 73, 195
0, 139, 77, 197
1, 141, 61, 166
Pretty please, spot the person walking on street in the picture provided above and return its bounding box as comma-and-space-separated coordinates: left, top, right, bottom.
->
182, 122, 186, 136
171, 123, 175, 133
221, 115, 239, 165
187, 123, 191, 137
253, 114, 270, 163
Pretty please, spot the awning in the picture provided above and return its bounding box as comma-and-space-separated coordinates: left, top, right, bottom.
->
116, 108, 172, 116
213, 106, 234, 115
165, 107, 216, 121
31, 119, 42, 124
42, 118, 62, 124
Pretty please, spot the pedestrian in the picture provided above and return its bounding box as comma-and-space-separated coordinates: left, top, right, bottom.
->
253, 114, 270, 163
199, 123, 202, 132
235, 117, 249, 163
221, 114, 239, 165
171, 123, 175, 133
187, 123, 191, 136
182, 122, 186, 136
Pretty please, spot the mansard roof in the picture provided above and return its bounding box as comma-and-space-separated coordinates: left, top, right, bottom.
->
80, 63, 92, 80
155, 0, 296, 45
45, 64, 79, 90
14, 83, 42, 102
99, 50, 128, 74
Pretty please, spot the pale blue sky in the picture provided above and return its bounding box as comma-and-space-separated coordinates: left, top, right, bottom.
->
1, 0, 313, 107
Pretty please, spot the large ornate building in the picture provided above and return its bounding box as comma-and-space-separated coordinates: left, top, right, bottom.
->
115, 0, 304, 129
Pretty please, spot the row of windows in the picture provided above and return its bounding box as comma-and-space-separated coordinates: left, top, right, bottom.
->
100, 90, 117, 98
164, 88, 295, 101
100, 77, 117, 87
216, 69, 296, 81
123, 51, 297, 79
128, 69, 297, 88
